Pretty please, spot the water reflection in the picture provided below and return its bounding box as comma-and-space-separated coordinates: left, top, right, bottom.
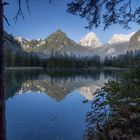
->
5, 70, 118, 101
5, 69, 120, 140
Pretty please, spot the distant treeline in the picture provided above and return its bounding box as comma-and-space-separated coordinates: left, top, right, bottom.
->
5, 48, 140, 68
5, 48, 43, 67
43, 55, 101, 69
103, 50, 140, 68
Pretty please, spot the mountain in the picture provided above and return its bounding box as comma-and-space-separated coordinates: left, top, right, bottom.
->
79, 32, 102, 48
93, 32, 136, 57
4, 32, 43, 67
129, 30, 140, 49
15, 37, 30, 49
108, 32, 135, 44
4, 32, 29, 61
94, 42, 129, 57
4, 32, 22, 52
78, 31, 137, 57
6, 29, 140, 60
15, 37, 43, 51
16, 29, 96, 58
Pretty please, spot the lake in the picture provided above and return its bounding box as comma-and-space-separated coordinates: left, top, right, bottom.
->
5, 69, 120, 140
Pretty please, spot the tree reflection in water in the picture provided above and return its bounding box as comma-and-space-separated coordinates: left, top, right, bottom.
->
84, 91, 110, 140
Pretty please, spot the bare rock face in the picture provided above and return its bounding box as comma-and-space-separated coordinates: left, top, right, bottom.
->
15, 37, 29, 49
129, 30, 140, 49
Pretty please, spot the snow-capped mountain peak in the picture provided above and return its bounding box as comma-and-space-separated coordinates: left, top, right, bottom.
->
15, 37, 30, 49
15, 37, 30, 42
108, 32, 135, 44
79, 32, 102, 48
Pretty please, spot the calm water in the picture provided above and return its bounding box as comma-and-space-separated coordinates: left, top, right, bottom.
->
5, 70, 120, 140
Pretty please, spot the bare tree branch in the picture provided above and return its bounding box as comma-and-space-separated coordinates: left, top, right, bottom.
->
13, 0, 31, 23
3, 2, 9, 6
13, 0, 24, 23
25, 0, 31, 15
3, 15, 10, 26
13, 0, 55, 23
3, 1, 10, 25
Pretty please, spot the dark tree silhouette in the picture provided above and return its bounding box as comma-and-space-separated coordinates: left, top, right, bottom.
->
0, 0, 6, 140
67, 0, 140, 30
0, 1, 30, 140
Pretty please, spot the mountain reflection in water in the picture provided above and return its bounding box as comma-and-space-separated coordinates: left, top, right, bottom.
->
5, 69, 120, 140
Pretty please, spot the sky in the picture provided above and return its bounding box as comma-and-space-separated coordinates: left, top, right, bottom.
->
4, 0, 140, 43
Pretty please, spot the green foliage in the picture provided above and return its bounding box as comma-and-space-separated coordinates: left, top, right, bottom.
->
84, 66, 140, 139
105, 68, 140, 106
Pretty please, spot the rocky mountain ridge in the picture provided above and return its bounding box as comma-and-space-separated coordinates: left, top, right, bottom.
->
15, 30, 96, 58
7, 29, 140, 58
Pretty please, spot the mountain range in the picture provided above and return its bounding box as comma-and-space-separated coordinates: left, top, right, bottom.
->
17, 77, 103, 101
5, 29, 140, 59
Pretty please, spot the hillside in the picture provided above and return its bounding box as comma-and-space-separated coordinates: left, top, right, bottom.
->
4, 32, 42, 67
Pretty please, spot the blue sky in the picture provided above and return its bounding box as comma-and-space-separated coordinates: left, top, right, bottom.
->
4, 0, 140, 43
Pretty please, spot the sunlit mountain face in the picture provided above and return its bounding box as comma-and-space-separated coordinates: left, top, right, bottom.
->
79, 32, 102, 48
5, 69, 122, 140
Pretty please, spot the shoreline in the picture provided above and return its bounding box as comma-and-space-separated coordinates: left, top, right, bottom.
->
101, 66, 128, 70
6, 67, 43, 70
5, 66, 129, 71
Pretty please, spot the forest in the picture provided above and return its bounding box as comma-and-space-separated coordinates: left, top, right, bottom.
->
4, 49, 140, 69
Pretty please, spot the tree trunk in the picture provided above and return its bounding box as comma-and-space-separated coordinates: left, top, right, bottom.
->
0, 0, 6, 140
